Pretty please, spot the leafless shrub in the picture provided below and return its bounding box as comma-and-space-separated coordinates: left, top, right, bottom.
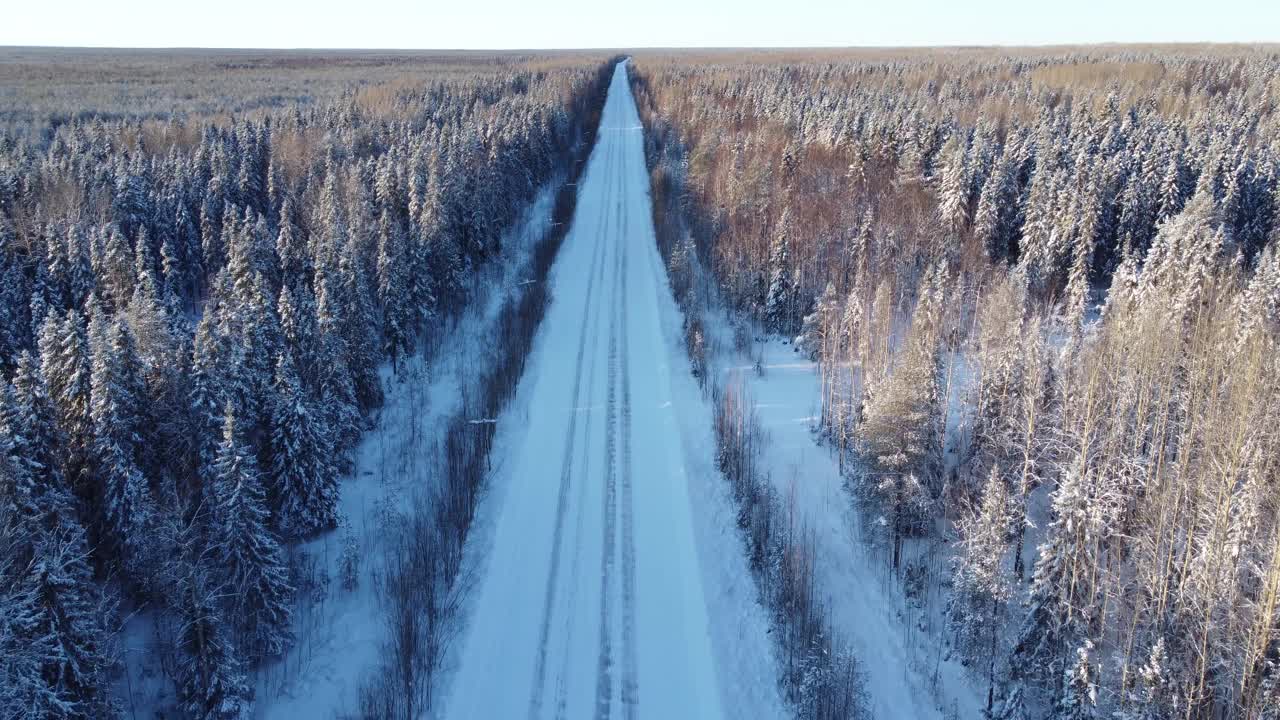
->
338, 518, 360, 592
710, 377, 867, 719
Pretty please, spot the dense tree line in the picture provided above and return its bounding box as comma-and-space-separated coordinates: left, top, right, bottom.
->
0, 55, 614, 718
632, 48, 1280, 719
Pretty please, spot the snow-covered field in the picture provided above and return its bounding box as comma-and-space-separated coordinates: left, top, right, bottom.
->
440, 62, 785, 719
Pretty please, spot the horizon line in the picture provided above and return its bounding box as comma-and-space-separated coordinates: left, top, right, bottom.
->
3, 40, 1278, 53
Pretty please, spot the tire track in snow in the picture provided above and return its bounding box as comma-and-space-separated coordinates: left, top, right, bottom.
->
617, 138, 639, 720
594, 131, 624, 720
553, 132, 616, 720
529, 132, 616, 720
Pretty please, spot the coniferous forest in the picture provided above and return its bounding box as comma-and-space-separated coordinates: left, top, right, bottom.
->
4, 41, 1280, 720
0, 49, 615, 718
630, 47, 1280, 720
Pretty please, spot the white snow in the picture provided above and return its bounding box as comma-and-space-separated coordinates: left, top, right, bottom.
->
722, 338, 987, 720
440, 61, 784, 720
253, 179, 564, 718
116, 153, 566, 720
120, 58, 982, 720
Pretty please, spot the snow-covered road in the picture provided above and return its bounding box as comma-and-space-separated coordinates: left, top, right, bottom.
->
442, 61, 725, 720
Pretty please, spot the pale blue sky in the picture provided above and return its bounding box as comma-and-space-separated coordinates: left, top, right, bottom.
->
4, 0, 1277, 49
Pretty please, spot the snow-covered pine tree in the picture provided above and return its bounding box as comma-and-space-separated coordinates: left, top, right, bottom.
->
938, 135, 971, 234
949, 466, 1013, 710
1053, 640, 1099, 720
275, 199, 307, 289
20, 518, 119, 719
311, 166, 345, 269
1116, 638, 1173, 720
376, 207, 412, 367
797, 281, 839, 360
276, 282, 321, 393
9, 351, 71, 515
1062, 228, 1092, 357
1012, 463, 1098, 686
209, 402, 293, 662
313, 264, 362, 453
125, 244, 173, 369
855, 270, 946, 568
88, 313, 153, 575
112, 154, 151, 246
39, 309, 93, 499
1234, 244, 1280, 352
238, 273, 283, 441
190, 310, 231, 487
0, 215, 28, 375
163, 201, 200, 305
827, 281, 866, 450
65, 227, 97, 314
975, 157, 1012, 264
1017, 164, 1065, 288
0, 492, 56, 719
422, 158, 460, 315
99, 225, 135, 310
172, 554, 252, 720
991, 685, 1030, 720
2, 371, 118, 720
1005, 317, 1055, 583
971, 272, 1027, 460
268, 352, 338, 538
224, 212, 259, 310
1156, 151, 1189, 226
1140, 183, 1224, 319
765, 212, 797, 334
338, 232, 384, 413
849, 207, 874, 287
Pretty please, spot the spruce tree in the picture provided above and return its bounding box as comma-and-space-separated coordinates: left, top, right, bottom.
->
0, 216, 28, 375
89, 315, 152, 574
949, 466, 1013, 713
938, 135, 971, 233
274, 199, 307, 289
209, 402, 293, 662
277, 283, 321, 392
1013, 465, 1096, 685
190, 311, 229, 484
1053, 641, 1099, 720
338, 234, 384, 412
172, 556, 251, 720
376, 208, 412, 367
268, 353, 338, 538
974, 163, 1010, 263
9, 351, 70, 517
0, 493, 58, 719
797, 281, 839, 360
765, 217, 796, 334
3, 373, 118, 720
39, 310, 93, 497
21, 521, 119, 719
314, 266, 361, 452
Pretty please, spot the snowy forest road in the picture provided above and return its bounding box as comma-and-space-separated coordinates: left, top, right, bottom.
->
442, 61, 725, 720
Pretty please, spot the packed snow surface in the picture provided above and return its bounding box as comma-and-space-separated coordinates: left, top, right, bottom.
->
442, 62, 733, 719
